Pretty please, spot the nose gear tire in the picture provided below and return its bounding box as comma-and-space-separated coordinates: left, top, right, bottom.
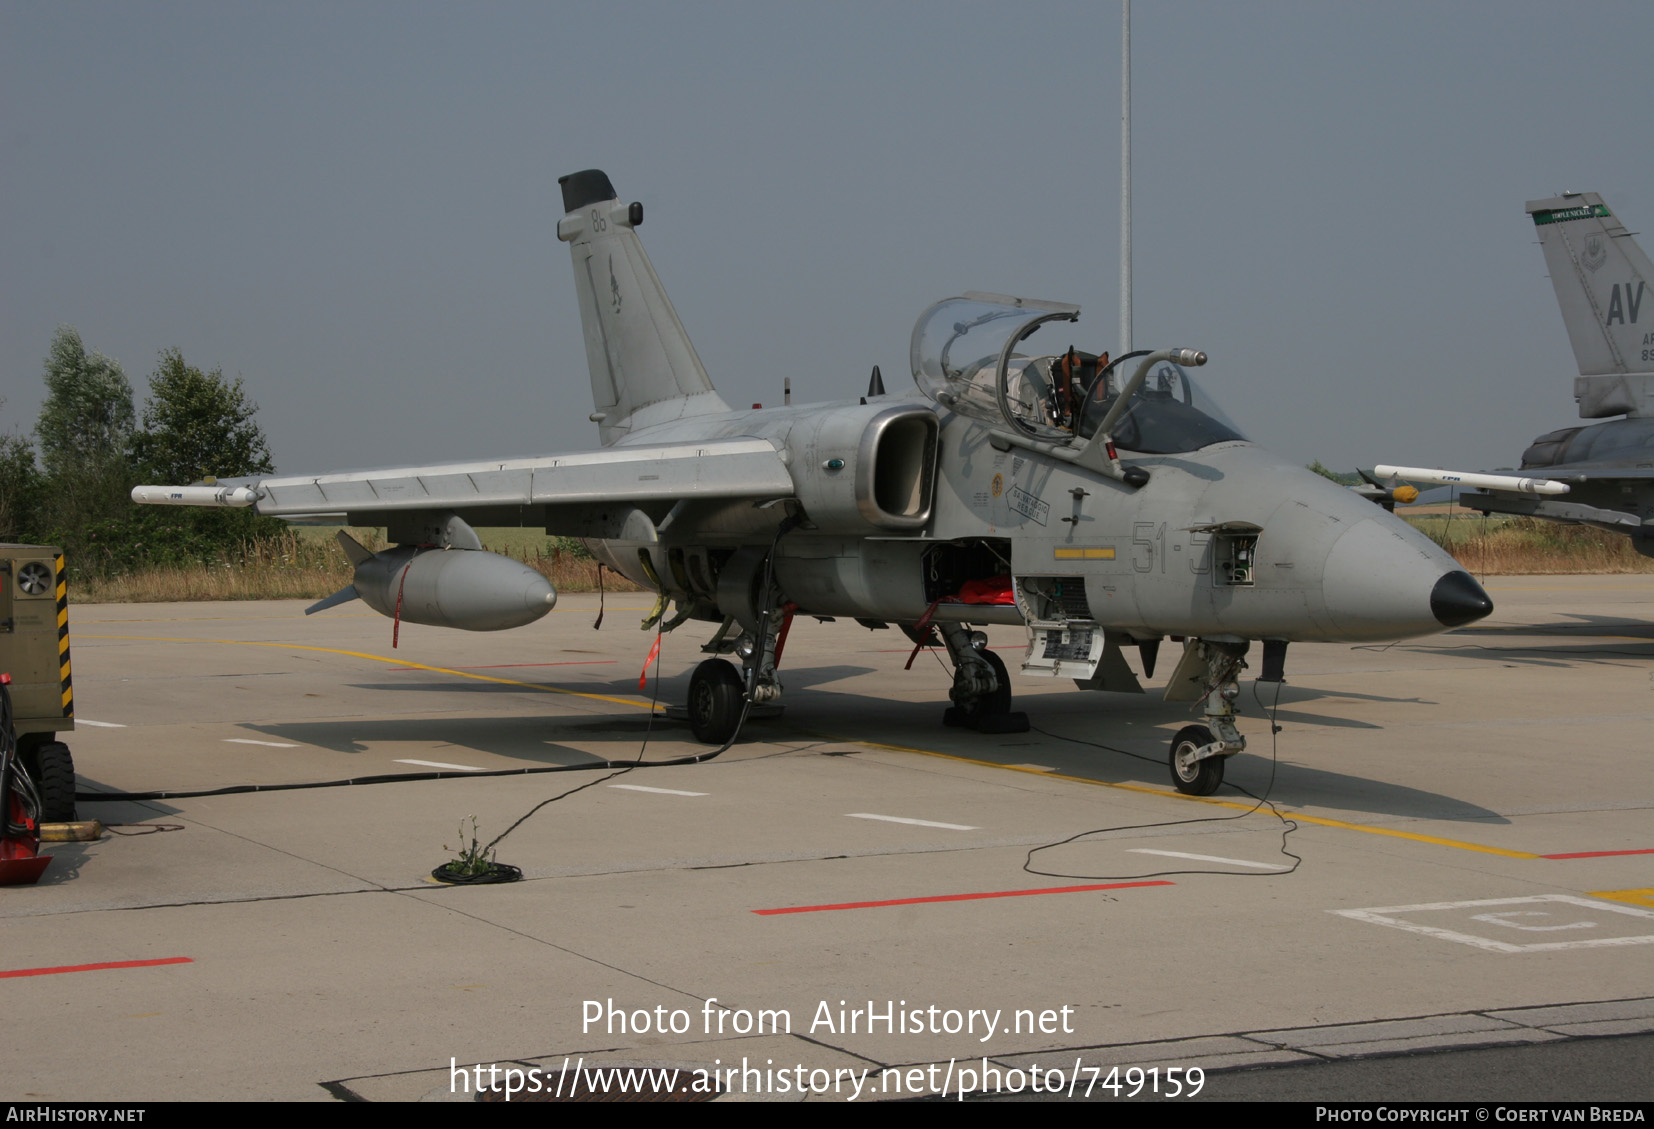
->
1169, 724, 1224, 796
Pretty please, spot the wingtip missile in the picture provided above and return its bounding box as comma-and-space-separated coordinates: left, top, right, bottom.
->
1373, 466, 1570, 497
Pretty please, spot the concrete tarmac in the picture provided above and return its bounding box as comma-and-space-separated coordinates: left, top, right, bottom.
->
5, 576, 1652, 1102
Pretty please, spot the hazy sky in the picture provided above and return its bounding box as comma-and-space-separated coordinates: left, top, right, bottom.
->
5, 1, 1653, 478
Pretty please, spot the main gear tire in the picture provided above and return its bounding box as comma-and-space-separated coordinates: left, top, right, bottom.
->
687, 659, 744, 745
941, 648, 1028, 733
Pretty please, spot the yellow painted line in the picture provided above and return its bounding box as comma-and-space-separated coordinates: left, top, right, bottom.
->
79, 634, 658, 710
855, 740, 1540, 859
1590, 889, 1654, 908
1053, 547, 1115, 560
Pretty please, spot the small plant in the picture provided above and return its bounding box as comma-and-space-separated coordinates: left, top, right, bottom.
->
442, 815, 495, 877
433, 817, 521, 884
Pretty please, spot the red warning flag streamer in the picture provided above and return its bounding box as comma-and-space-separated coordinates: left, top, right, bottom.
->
638, 633, 662, 691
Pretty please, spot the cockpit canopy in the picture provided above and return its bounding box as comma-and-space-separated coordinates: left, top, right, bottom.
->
910, 292, 1247, 455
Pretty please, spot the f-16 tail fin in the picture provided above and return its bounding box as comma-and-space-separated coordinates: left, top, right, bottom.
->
1527, 192, 1654, 418
557, 169, 730, 445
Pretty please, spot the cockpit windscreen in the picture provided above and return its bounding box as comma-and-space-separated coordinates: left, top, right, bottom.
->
1076, 360, 1248, 454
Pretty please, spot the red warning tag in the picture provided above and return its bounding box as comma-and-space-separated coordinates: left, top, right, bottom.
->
639, 634, 662, 690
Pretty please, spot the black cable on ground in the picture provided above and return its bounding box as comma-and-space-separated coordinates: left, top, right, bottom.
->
432, 515, 804, 881
82, 523, 806, 807
1022, 678, 1299, 882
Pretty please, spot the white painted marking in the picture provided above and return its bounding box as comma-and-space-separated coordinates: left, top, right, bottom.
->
395, 759, 485, 772
609, 784, 708, 797
1332, 895, 1654, 953
77, 720, 125, 728
1129, 848, 1287, 870
1471, 911, 1594, 933
223, 738, 298, 748
847, 813, 980, 831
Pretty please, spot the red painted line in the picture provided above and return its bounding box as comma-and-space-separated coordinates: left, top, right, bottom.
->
753, 880, 1173, 915
1540, 849, 1654, 859
0, 957, 193, 979
386, 660, 617, 672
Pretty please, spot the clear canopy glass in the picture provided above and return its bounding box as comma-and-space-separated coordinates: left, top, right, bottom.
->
910, 293, 1247, 454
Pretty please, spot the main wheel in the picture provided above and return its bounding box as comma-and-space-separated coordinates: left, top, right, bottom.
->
31, 741, 77, 822
975, 648, 1013, 716
687, 659, 744, 745
943, 647, 1028, 733
1169, 725, 1224, 796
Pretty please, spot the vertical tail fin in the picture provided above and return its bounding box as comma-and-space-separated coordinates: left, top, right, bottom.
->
556, 170, 729, 444
1527, 192, 1654, 418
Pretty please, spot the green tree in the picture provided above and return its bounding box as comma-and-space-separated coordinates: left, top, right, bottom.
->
31, 328, 138, 567
23, 332, 284, 579
133, 348, 275, 483
35, 326, 134, 478
0, 428, 43, 542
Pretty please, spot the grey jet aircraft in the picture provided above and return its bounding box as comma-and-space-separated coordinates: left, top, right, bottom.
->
134, 169, 1493, 795
1377, 192, 1654, 558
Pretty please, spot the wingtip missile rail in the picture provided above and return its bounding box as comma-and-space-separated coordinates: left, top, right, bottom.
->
131, 485, 260, 507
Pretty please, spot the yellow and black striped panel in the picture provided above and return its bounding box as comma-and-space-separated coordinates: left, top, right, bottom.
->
56, 554, 72, 719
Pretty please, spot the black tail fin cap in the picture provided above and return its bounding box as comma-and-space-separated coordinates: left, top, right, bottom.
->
559, 169, 617, 214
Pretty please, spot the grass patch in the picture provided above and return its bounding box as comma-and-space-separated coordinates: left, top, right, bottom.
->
76, 527, 637, 603
1403, 511, 1654, 574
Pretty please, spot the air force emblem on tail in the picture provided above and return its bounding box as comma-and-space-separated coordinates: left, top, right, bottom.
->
1583, 234, 1608, 272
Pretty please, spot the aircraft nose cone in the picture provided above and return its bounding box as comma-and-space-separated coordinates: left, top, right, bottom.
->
1431, 570, 1493, 627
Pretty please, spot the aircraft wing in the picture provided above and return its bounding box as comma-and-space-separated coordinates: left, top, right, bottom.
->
135, 437, 796, 525
1374, 462, 1648, 533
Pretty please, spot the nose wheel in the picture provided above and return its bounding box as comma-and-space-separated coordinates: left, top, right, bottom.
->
1169, 724, 1225, 796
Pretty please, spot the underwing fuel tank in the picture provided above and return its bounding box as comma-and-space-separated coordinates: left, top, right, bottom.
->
352, 547, 556, 631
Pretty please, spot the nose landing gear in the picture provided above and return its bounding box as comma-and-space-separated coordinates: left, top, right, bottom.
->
1165, 638, 1248, 795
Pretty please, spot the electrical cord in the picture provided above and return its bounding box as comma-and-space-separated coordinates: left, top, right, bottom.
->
432, 515, 803, 880
81, 521, 811, 808
1022, 678, 1299, 881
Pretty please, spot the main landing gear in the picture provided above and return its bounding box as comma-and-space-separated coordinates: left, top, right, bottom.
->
687, 601, 790, 746
937, 622, 1028, 735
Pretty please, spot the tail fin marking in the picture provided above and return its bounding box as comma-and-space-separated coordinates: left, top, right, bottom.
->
557, 170, 729, 444
1527, 191, 1654, 418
